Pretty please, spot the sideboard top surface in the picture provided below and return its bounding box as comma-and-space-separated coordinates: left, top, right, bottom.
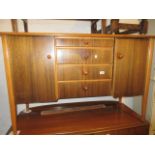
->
0, 32, 155, 38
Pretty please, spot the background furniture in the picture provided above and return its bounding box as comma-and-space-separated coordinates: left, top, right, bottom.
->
1, 32, 154, 134
91, 19, 148, 34
11, 19, 148, 34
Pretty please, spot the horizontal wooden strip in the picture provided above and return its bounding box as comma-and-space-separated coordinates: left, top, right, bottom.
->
57, 64, 113, 66
58, 79, 112, 83
55, 37, 114, 40
56, 46, 114, 49
119, 23, 140, 30
41, 104, 106, 116
1, 32, 154, 38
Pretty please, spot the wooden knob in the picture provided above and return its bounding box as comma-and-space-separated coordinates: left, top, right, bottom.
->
84, 53, 90, 60
82, 70, 88, 75
83, 86, 88, 91
84, 55, 89, 60
47, 54, 52, 59
84, 42, 88, 45
117, 53, 124, 59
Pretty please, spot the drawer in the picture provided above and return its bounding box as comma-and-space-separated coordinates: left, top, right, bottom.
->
92, 48, 113, 64
58, 65, 112, 81
56, 38, 92, 47
93, 38, 114, 47
57, 48, 113, 64
56, 38, 114, 47
59, 81, 111, 98
57, 49, 91, 64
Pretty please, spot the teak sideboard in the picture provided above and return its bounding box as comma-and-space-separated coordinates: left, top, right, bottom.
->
1, 32, 154, 135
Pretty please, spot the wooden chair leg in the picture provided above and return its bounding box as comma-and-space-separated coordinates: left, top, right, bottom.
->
11, 19, 18, 32
101, 19, 106, 34
111, 19, 119, 34
140, 19, 148, 34
91, 20, 97, 33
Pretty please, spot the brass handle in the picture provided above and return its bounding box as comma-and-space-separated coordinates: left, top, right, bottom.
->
117, 53, 124, 59
83, 86, 88, 91
47, 54, 52, 59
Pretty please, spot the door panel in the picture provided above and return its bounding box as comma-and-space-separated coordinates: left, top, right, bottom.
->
113, 38, 148, 97
6, 36, 57, 104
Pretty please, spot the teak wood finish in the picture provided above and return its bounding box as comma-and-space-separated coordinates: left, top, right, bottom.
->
113, 38, 149, 97
5, 35, 58, 104
1, 32, 154, 135
17, 101, 149, 135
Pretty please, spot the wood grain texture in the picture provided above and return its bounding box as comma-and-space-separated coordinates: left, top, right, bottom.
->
59, 80, 111, 98
113, 38, 149, 97
17, 101, 149, 135
2, 33, 154, 135
5, 35, 58, 104
11, 19, 18, 32
57, 48, 113, 64
141, 38, 154, 119
2, 35, 17, 134
56, 38, 114, 47
58, 64, 112, 81
1, 32, 155, 38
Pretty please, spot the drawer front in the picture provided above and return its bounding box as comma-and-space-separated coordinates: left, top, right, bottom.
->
57, 49, 91, 64
93, 38, 114, 47
91, 48, 113, 64
58, 65, 112, 81
56, 38, 114, 47
57, 48, 113, 64
59, 81, 111, 98
56, 38, 92, 47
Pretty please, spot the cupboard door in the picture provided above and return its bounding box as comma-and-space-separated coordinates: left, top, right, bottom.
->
113, 38, 149, 97
6, 36, 57, 104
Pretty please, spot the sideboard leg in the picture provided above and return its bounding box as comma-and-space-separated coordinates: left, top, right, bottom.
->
24, 103, 32, 113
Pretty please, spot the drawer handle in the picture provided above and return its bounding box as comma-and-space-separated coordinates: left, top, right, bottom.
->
117, 53, 124, 59
47, 54, 52, 59
82, 70, 88, 75
84, 53, 90, 60
84, 41, 89, 45
83, 86, 88, 91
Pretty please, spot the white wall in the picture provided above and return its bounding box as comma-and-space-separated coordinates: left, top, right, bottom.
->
0, 19, 12, 32
18, 19, 91, 33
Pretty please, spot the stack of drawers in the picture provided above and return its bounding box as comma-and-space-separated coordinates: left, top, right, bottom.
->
55, 37, 114, 98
